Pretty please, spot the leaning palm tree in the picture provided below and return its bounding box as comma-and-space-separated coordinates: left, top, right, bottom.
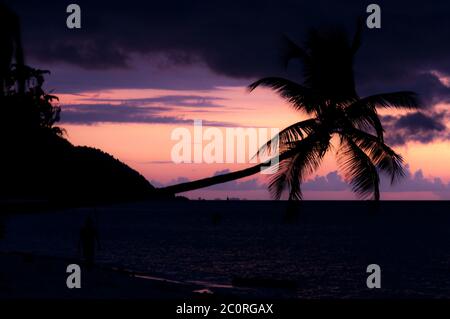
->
159, 24, 421, 200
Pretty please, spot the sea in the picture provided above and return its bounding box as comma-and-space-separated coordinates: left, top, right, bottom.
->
1, 200, 449, 298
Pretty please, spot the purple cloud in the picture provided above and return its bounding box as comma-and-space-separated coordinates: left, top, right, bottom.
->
382, 111, 450, 146
60, 103, 238, 126
153, 167, 450, 199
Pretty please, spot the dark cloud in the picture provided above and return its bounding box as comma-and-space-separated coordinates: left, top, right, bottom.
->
5, 0, 450, 104
59, 93, 231, 124
405, 73, 450, 107
37, 40, 129, 70
382, 111, 449, 146
396, 113, 445, 131
79, 95, 226, 108
302, 171, 348, 191
36, 61, 245, 93
302, 168, 450, 195
381, 168, 448, 193
60, 103, 237, 126
60, 103, 188, 125
305, 168, 450, 197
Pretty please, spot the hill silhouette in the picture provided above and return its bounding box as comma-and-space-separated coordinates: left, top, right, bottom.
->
0, 3, 163, 206
0, 63, 161, 206
1, 127, 157, 205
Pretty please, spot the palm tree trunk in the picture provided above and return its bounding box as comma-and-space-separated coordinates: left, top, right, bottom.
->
13, 13, 25, 95
157, 153, 289, 195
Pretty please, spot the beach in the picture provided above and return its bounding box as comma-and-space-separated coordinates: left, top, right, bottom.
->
0, 251, 204, 298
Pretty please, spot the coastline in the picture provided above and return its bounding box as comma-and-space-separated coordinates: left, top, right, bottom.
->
2, 201, 450, 299
0, 251, 208, 299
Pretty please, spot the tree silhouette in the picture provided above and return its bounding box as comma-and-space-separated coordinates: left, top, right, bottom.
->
2, 64, 63, 135
1, 4, 61, 135
0, 3, 24, 96
0, 62, 156, 202
159, 24, 421, 200
0, 5, 158, 204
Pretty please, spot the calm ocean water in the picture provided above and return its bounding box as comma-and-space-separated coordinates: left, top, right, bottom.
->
1, 201, 450, 298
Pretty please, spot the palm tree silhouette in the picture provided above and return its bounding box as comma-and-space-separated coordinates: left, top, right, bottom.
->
159, 24, 421, 200
0, 4, 25, 96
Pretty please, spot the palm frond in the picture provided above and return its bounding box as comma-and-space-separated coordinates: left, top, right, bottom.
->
268, 156, 295, 200
255, 118, 317, 159
337, 136, 380, 200
287, 154, 303, 201
248, 77, 319, 114
347, 91, 421, 111
268, 135, 328, 200
347, 128, 405, 184
345, 104, 385, 140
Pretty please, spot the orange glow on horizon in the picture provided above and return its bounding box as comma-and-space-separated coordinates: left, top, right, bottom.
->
57, 87, 450, 199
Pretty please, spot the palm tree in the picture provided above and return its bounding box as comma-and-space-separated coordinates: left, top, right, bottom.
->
0, 4, 25, 96
159, 24, 421, 200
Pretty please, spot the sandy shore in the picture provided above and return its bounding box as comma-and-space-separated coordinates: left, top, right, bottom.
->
0, 252, 206, 299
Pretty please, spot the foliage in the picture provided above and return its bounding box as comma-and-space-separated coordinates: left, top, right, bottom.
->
249, 25, 421, 200
1, 64, 63, 136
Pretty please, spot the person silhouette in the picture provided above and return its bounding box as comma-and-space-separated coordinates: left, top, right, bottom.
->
79, 216, 100, 268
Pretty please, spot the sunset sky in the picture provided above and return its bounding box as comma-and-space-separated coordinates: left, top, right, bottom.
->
7, 0, 450, 199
